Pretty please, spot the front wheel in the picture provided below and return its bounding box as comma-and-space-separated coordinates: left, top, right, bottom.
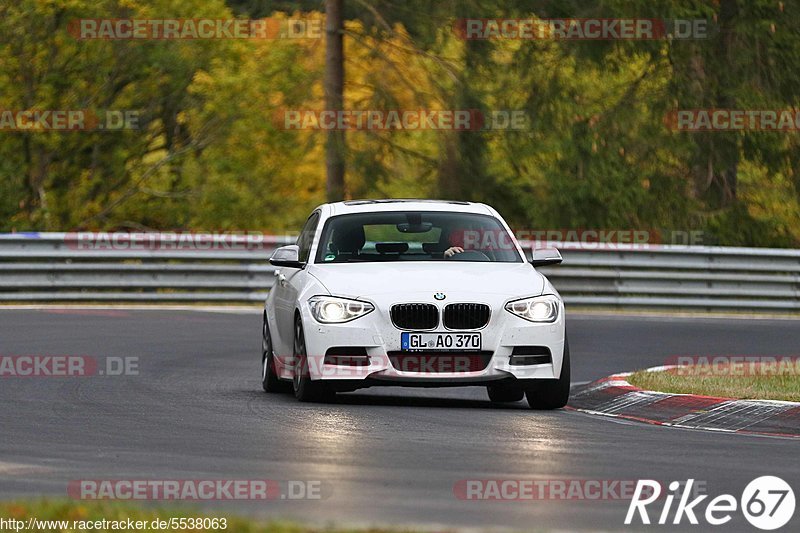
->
262, 315, 291, 393
292, 318, 334, 403
524, 336, 570, 410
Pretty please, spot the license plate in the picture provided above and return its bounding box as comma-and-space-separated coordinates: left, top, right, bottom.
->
401, 332, 482, 351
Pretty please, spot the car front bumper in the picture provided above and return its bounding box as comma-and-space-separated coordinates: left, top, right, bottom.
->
286, 298, 566, 383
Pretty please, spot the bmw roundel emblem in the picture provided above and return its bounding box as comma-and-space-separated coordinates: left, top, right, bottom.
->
434, 292, 446, 301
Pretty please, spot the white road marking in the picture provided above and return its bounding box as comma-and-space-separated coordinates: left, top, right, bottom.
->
0, 462, 51, 475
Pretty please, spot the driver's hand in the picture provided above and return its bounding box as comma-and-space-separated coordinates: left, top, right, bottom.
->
444, 246, 464, 258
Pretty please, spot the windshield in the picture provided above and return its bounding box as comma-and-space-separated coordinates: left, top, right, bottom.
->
314, 211, 523, 264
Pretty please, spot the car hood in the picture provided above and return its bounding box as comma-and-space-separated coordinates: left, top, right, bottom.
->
307, 262, 545, 300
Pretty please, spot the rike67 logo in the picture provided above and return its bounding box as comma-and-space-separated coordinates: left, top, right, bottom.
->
626, 477, 795, 530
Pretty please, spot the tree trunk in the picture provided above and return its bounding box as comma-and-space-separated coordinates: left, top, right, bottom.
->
325, 0, 346, 202
715, 0, 739, 204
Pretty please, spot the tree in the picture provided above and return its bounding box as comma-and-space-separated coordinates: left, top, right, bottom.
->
325, 0, 346, 201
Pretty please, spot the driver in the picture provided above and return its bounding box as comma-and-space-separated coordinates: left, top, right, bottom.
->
443, 226, 468, 258
443, 226, 492, 259
444, 246, 464, 258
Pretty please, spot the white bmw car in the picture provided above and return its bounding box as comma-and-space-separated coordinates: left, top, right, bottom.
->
261, 199, 569, 409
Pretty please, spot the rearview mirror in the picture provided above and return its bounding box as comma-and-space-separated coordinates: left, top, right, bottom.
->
531, 247, 562, 267
397, 222, 433, 233
269, 245, 305, 268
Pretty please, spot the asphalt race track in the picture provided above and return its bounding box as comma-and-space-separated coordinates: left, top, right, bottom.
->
1, 309, 798, 531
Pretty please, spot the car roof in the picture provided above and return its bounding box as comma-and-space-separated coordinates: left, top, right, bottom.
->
321, 199, 494, 217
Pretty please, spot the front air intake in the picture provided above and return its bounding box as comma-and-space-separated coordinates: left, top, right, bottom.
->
509, 346, 552, 366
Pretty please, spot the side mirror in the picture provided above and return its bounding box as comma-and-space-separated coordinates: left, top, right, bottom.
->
269, 245, 305, 269
531, 247, 563, 267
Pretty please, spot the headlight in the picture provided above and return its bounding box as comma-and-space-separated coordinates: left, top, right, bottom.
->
505, 295, 560, 323
308, 296, 374, 323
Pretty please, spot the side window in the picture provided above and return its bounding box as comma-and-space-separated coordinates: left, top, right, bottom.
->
296, 211, 321, 263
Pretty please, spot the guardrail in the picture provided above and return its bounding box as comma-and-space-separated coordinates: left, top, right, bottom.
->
0, 233, 798, 311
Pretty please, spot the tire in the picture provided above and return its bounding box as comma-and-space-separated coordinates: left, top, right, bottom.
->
487, 384, 524, 403
524, 336, 571, 410
262, 315, 291, 393
292, 317, 334, 403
